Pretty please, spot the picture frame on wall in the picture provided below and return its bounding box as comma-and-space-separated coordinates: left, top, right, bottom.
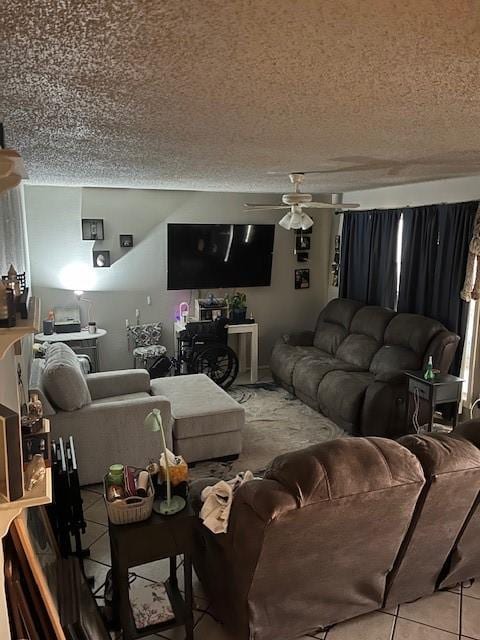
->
119, 234, 134, 248
93, 250, 111, 268
295, 235, 311, 252
295, 268, 310, 289
295, 227, 312, 235
81, 219, 104, 241
297, 252, 309, 263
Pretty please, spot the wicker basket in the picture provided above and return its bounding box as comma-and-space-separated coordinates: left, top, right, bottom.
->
104, 469, 154, 525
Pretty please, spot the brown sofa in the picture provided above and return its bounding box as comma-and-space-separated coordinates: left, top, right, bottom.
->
191, 431, 480, 640
270, 298, 459, 438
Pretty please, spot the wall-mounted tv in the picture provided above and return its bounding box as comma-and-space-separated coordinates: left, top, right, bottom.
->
167, 223, 275, 290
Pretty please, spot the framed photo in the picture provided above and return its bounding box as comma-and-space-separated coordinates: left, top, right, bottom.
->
295, 268, 310, 289
295, 227, 312, 235
295, 235, 311, 252
120, 234, 134, 248
297, 252, 309, 263
93, 250, 111, 268
81, 219, 104, 241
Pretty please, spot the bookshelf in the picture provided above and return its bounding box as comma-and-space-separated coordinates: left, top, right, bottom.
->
0, 296, 40, 359
0, 296, 52, 637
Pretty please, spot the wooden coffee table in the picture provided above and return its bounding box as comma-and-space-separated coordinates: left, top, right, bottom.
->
108, 501, 195, 639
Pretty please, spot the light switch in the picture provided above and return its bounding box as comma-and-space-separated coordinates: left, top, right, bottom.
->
147, 295, 151, 305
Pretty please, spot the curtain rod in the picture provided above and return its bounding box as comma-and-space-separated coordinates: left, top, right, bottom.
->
334, 201, 472, 215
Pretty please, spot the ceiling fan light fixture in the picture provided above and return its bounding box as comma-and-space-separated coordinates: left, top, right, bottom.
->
289, 210, 303, 229
300, 212, 314, 230
278, 212, 293, 230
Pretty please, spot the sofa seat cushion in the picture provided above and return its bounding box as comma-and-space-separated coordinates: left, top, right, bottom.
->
271, 343, 328, 387
336, 334, 381, 369
42, 343, 91, 411
292, 354, 363, 402
150, 374, 244, 440
318, 370, 374, 433
91, 391, 151, 405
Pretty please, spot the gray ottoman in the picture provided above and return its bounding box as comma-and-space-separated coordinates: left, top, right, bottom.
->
150, 374, 244, 463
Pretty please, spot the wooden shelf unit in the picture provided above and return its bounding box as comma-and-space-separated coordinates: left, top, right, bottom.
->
0, 296, 40, 360
0, 418, 52, 511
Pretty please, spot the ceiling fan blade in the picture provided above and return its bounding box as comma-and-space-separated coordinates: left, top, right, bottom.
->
303, 202, 360, 209
244, 204, 290, 210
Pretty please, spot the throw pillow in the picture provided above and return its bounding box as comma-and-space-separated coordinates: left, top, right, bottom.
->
42, 343, 91, 411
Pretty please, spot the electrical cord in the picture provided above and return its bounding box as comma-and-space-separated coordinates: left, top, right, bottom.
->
412, 387, 430, 433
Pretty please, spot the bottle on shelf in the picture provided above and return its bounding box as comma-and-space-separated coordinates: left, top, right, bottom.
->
424, 355, 435, 382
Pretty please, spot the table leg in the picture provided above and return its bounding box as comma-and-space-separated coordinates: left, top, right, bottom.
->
183, 554, 194, 640
110, 541, 126, 631
170, 555, 178, 589
453, 402, 460, 429
250, 325, 258, 383
93, 345, 100, 372
428, 402, 434, 432
238, 333, 247, 373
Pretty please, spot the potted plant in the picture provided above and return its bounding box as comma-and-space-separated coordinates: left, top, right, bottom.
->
226, 291, 247, 323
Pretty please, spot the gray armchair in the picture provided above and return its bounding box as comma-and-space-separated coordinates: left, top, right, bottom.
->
30, 357, 173, 485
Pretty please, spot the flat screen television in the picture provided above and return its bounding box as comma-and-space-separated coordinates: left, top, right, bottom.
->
167, 223, 275, 290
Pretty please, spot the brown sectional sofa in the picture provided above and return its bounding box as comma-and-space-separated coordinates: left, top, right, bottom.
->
271, 297, 460, 437
191, 430, 480, 640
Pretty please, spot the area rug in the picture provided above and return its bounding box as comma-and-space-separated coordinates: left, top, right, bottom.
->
188, 382, 346, 481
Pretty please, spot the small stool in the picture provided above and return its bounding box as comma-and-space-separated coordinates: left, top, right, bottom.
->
150, 373, 244, 462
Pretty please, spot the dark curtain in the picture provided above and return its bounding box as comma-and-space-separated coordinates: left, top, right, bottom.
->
398, 200, 478, 374
340, 210, 400, 308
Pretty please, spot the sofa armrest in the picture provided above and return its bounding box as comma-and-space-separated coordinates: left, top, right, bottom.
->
50, 395, 173, 485
85, 369, 151, 400
280, 330, 314, 347
424, 331, 460, 373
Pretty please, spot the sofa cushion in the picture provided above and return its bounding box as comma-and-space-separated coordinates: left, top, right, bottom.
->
336, 334, 381, 369
91, 391, 151, 405
313, 298, 363, 354
271, 343, 327, 387
292, 354, 362, 403
384, 313, 444, 355
318, 370, 374, 433
350, 306, 396, 342
370, 344, 421, 375
42, 343, 91, 411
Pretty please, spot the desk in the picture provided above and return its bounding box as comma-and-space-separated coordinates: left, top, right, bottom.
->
34, 328, 107, 372
174, 321, 258, 383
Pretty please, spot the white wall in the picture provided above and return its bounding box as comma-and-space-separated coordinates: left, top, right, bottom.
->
25, 186, 333, 370
344, 175, 480, 209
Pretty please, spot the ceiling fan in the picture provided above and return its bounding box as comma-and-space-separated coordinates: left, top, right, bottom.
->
244, 173, 359, 230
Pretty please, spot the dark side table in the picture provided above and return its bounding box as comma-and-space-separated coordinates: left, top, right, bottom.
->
108, 502, 195, 639
405, 370, 464, 432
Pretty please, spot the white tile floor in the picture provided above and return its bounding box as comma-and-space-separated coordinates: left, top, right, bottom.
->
82, 486, 480, 640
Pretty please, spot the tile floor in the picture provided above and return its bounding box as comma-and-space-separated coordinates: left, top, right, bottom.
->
82, 486, 480, 640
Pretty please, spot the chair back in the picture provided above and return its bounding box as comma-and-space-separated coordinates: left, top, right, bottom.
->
127, 322, 163, 349
195, 437, 425, 640
384, 433, 480, 608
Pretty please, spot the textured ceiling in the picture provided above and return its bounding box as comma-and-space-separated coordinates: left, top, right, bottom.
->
2, 1, 480, 193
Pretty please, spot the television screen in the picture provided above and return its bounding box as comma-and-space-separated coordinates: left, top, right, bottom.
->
167, 223, 275, 290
